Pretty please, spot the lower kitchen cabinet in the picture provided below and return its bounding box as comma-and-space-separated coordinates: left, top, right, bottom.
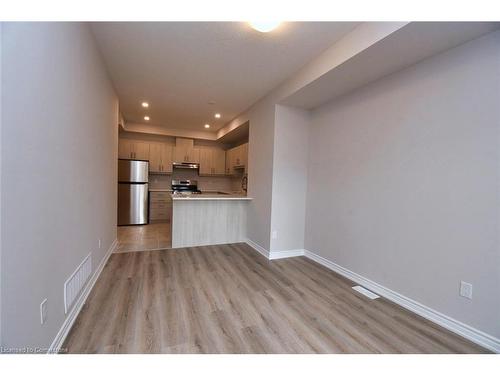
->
149, 191, 172, 223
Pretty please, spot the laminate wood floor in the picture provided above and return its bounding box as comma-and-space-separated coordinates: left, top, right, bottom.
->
64, 243, 489, 353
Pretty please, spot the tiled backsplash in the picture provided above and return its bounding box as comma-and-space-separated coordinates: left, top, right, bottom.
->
149, 169, 245, 192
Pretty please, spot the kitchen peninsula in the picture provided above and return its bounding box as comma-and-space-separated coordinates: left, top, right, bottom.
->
171, 193, 252, 248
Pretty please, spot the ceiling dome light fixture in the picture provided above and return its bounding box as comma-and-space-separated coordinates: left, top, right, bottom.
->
144, 116, 150, 121
141, 102, 149, 108
214, 113, 221, 119
249, 21, 281, 33
204, 124, 210, 129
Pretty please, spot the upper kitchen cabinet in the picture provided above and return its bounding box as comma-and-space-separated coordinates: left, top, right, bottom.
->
160, 144, 174, 173
118, 135, 247, 176
225, 147, 235, 175
118, 138, 132, 159
174, 138, 200, 163
234, 143, 248, 168
134, 142, 150, 160
226, 142, 248, 175
199, 147, 226, 176
118, 139, 150, 160
213, 148, 226, 175
149, 142, 173, 174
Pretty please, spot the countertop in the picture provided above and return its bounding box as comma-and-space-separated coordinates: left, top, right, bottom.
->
171, 191, 252, 201
149, 188, 251, 200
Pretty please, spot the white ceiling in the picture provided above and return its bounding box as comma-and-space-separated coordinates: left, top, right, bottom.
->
90, 22, 359, 133
282, 22, 500, 109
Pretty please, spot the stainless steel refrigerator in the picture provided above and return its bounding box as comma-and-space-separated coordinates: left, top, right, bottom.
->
118, 159, 149, 225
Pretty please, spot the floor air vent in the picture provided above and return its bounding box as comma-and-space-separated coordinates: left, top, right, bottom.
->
352, 285, 380, 300
64, 253, 92, 314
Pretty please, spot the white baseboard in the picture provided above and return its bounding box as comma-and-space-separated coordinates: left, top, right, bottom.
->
245, 240, 305, 260
245, 239, 269, 259
304, 249, 500, 353
48, 238, 118, 354
269, 249, 305, 260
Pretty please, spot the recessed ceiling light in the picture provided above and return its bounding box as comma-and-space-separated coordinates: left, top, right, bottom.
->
249, 21, 281, 33
141, 102, 149, 108
214, 113, 221, 119
144, 116, 150, 121
204, 124, 210, 129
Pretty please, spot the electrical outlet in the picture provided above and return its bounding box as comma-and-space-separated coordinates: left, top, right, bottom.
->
272, 230, 278, 240
460, 281, 473, 299
40, 298, 47, 325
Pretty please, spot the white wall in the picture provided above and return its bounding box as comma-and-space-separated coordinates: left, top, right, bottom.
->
305, 31, 500, 337
243, 98, 277, 249
222, 23, 406, 251
0, 23, 119, 349
270, 105, 310, 252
